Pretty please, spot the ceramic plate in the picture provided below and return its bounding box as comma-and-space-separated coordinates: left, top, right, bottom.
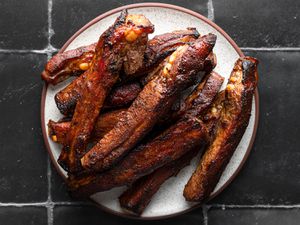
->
41, 3, 259, 219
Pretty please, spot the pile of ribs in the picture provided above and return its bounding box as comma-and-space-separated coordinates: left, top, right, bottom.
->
42, 10, 259, 215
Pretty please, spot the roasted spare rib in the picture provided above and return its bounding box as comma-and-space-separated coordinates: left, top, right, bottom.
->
80, 34, 217, 172
118, 72, 224, 214
55, 81, 141, 116
53, 29, 200, 116
42, 29, 199, 85
58, 10, 154, 173
48, 71, 222, 145
183, 57, 258, 202
41, 43, 96, 85
48, 108, 126, 145
68, 71, 223, 197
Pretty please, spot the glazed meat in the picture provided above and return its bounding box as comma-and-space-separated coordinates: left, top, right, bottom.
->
55, 81, 141, 116
176, 70, 222, 118
68, 71, 223, 197
68, 117, 207, 197
103, 82, 141, 109
49, 72, 223, 145
42, 29, 199, 85
54, 29, 199, 116
183, 57, 259, 202
54, 72, 87, 116
118, 72, 224, 214
80, 34, 217, 172
41, 43, 96, 85
141, 51, 216, 86
58, 10, 154, 173
133, 28, 200, 77
119, 149, 198, 215
48, 108, 126, 145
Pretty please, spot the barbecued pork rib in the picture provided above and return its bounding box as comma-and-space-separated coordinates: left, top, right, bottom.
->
48, 71, 223, 146
48, 71, 223, 147
81, 34, 217, 172
54, 29, 199, 116
119, 149, 198, 215
69, 117, 207, 197
55, 81, 141, 116
118, 72, 224, 214
58, 10, 154, 173
41, 43, 96, 85
183, 57, 259, 202
68, 73, 225, 198
48, 108, 126, 145
42, 29, 199, 86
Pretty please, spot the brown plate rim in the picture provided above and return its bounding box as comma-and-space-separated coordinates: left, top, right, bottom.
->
40, 2, 260, 220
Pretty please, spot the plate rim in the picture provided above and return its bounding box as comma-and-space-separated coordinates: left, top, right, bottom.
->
40, 2, 260, 220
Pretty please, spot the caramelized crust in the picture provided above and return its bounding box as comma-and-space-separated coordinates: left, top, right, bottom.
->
173, 71, 223, 120
48, 72, 223, 146
55, 81, 141, 116
119, 149, 198, 215
102, 82, 141, 109
141, 51, 216, 86
134, 28, 200, 77
48, 108, 126, 145
68, 116, 206, 197
54, 29, 200, 116
58, 10, 154, 173
68, 71, 223, 197
117, 73, 224, 214
41, 43, 96, 85
183, 57, 259, 202
81, 34, 217, 172
67, 96, 223, 198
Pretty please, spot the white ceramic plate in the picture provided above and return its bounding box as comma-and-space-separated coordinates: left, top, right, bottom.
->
41, 3, 259, 219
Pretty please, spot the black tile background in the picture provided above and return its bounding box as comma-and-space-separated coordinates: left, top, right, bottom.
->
0, 207, 47, 225
0, 0, 299, 224
0, 0, 48, 49
214, 0, 300, 47
54, 206, 204, 225
0, 53, 48, 202
208, 208, 300, 225
51, 0, 208, 48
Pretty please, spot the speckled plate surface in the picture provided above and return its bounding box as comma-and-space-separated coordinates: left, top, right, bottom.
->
41, 3, 259, 219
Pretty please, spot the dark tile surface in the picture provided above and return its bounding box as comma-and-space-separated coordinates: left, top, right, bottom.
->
51, 165, 83, 202
51, 0, 208, 48
53, 206, 204, 225
0, 207, 47, 225
0, 53, 48, 202
211, 51, 300, 205
208, 208, 300, 225
0, 0, 48, 49
0, 0, 299, 224
214, 0, 300, 47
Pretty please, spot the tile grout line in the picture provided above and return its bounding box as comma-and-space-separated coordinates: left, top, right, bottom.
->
47, 157, 54, 225
47, 158, 52, 203
1, 201, 299, 206
47, 1, 54, 225
207, 0, 215, 21
202, 204, 209, 225
0, 202, 48, 207
208, 204, 300, 209
46, 0, 56, 60
0, 49, 55, 54
2, 202, 300, 208
0, 202, 91, 207
241, 47, 300, 51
